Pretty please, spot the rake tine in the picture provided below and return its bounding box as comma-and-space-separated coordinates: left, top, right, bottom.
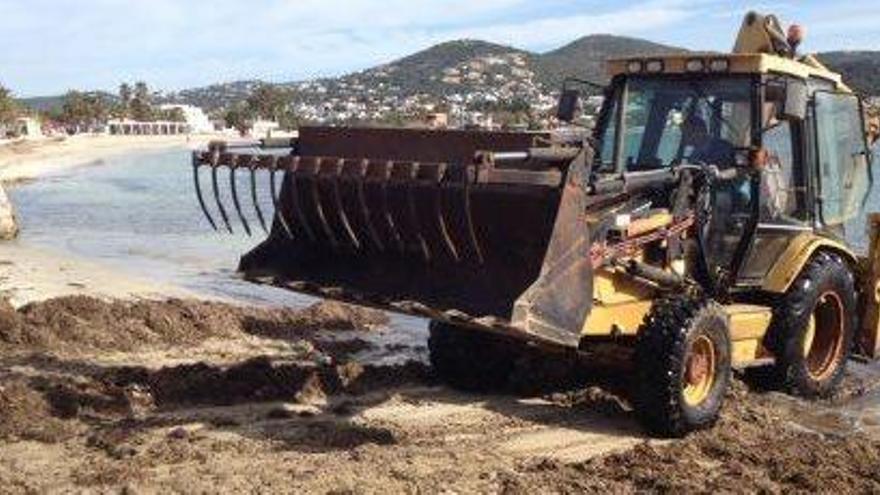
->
343, 158, 384, 252
211, 159, 234, 234
270, 157, 295, 240
229, 157, 252, 237
386, 161, 429, 260
424, 163, 459, 261
365, 160, 403, 253
286, 157, 318, 243
250, 165, 268, 234
323, 158, 361, 251
357, 160, 385, 252
462, 175, 484, 264
192, 152, 218, 231
306, 158, 341, 251
438, 164, 484, 264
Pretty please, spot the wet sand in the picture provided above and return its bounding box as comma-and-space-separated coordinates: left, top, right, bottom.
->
0, 242, 196, 307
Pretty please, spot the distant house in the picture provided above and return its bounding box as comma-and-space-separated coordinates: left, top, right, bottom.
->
2, 117, 43, 139
18, 117, 43, 138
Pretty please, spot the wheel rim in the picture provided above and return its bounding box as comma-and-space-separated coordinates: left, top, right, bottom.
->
803, 291, 846, 381
683, 335, 716, 406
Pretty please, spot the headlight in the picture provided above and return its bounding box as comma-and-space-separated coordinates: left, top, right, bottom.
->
627, 60, 643, 73
709, 58, 730, 72
685, 59, 706, 72
645, 60, 664, 73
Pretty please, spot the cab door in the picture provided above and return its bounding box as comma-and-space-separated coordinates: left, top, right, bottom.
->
736, 77, 812, 287
813, 91, 872, 252
736, 116, 811, 285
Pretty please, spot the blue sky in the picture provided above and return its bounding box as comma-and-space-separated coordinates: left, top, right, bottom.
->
1, 0, 878, 97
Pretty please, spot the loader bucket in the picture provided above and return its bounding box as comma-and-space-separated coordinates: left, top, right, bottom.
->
196, 127, 594, 347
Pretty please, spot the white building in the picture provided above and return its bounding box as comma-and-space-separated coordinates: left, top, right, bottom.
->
251, 119, 281, 138
159, 104, 213, 134
14, 117, 42, 139
107, 119, 189, 135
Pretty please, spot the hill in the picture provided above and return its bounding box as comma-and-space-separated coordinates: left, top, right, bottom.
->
535, 34, 685, 87
153, 35, 688, 115
18, 95, 65, 113
20, 91, 117, 114
19, 37, 880, 121
360, 39, 531, 95
818, 51, 880, 95
163, 80, 264, 112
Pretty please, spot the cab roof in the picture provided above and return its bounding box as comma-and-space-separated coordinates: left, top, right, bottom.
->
607, 53, 846, 91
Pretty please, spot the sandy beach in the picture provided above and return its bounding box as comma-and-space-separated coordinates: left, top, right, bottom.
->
0, 134, 223, 306
0, 241, 197, 307
1, 292, 880, 493
0, 134, 218, 184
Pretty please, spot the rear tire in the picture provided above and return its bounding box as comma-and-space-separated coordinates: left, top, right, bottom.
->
633, 296, 731, 438
767, 252, 855, 398
428, 321, 519, 392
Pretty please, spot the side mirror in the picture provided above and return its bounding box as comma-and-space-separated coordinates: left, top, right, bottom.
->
782, 79, 808, 121
557, 89, 580, 123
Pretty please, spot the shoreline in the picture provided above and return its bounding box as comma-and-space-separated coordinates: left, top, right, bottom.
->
0, 134, 225, 306
0, 240, 199, 308
0, 134, 220, 184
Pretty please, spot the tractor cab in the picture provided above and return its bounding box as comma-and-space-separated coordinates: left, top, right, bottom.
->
586, 51, 874, 295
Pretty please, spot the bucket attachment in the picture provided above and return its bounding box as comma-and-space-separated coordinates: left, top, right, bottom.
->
192, 127, 594, 347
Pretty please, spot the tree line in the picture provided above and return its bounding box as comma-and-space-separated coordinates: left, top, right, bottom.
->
224, 83, 299, 135
1, 80, 299, 137
0, 84, 20, 136
1, 80, 190, 135
48, 82, 185, 131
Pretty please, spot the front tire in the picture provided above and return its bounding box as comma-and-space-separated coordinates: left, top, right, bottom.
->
767, 252, 855, 398
633, 297, 731, 437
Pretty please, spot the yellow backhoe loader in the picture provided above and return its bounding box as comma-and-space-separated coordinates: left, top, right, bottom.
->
190, 12, 880, 436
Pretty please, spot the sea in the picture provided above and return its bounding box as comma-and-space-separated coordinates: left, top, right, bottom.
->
8, 147, 296, 305
7, 146, 427, 360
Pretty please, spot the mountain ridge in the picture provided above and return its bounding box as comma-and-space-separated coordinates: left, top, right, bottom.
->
19, 36, 880, 116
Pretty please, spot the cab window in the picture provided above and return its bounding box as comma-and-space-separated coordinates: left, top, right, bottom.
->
594, 85, 620, 172
618, 77, 752, 172
814, 92, 869, 227
760, 121, 805, 220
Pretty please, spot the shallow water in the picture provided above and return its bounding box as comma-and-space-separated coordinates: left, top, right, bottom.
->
8, 147, 430, 354
6, 148, 425, 335
10, 149, 282, 302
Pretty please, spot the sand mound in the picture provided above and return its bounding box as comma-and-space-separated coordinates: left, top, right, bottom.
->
0, 296, 388, 354
103, 358, 428, 408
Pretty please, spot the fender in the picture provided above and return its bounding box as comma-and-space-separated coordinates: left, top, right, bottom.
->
762, 233, 857, 294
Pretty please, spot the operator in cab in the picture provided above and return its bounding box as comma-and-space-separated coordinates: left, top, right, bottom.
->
681, 115, 736, 166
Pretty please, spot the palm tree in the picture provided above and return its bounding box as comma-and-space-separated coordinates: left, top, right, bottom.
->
0, 85, 19, 128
